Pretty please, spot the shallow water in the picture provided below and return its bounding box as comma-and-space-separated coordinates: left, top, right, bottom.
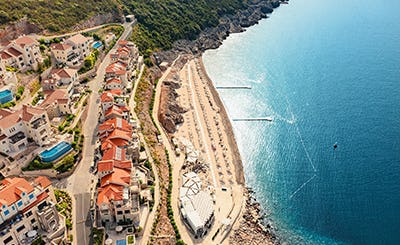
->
203, 0, 400, 244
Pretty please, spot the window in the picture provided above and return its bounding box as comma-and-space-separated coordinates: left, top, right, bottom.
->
4, 210, 10, 216
124, 210, 130, 214
11, 206, 15, 210
16, 225, 25, 232
29, 193, 34, 199
17, 200, 23, 207
31, 218, 36, 224
4, 236, 13, 244
26, 211, 33, 217
117, 211, 123, 215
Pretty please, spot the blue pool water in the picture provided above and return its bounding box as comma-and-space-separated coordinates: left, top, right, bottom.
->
92, 41, 103, 49
40, 141, 72, 163
203, 0, 400, 244
0, 90, 13, 104
116, 239, 126, 245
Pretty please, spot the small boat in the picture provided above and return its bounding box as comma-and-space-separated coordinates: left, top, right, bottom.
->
333, 143, 338, 149
266, 117, 274, 121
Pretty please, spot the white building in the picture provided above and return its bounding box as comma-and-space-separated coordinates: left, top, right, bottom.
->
179, 172, 214, 238
0, 36, 43, 71
0, 177, 65, 245
65, 34, 90, 60
0, 105, 52, 155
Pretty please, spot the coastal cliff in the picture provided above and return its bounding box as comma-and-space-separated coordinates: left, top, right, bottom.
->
158, 0, 283, 134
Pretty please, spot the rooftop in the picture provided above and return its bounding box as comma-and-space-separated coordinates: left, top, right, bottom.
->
0, 178, 34, 208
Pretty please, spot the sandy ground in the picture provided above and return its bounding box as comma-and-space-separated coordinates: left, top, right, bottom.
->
171, 57, 245, 244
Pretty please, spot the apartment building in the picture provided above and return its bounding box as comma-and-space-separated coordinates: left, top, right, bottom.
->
0, 36, 42, 71
0, 105, 51, 155
0, 177, 65, 245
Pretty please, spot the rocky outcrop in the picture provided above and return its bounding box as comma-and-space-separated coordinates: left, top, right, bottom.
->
230, 188, 280, 245
71, 13, 122, 32
0, 18, 41, 43
154, 0, 283, 64
158, 80, 187, 133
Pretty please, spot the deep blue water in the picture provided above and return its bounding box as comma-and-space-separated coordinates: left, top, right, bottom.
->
203, 0, 400, 244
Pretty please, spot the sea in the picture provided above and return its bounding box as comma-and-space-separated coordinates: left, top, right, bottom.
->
202, 0, 400, 244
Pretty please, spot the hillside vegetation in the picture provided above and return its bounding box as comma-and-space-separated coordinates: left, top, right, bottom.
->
0, 0, 120, 32
122, 0, 246, 52
1, 0, 247, 51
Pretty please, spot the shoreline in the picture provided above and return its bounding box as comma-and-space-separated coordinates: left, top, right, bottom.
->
197, 57, 245, 185
197, 57, 279, 244
158, 54, 280, 244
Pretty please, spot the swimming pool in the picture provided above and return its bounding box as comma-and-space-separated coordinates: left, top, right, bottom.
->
40, 141, 72, 163
116, 239, 127, 245
92, 41, 103, 49
0, 90, 13, 104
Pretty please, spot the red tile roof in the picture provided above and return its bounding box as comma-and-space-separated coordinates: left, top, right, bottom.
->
97, 184, 124, 205
21, 105, 46, 122
98, 118, 132, 133
0, 109, 22, 129
7, 47, 23, 57
0, 178, 35, 207
100, 92, 114, 103
100, 167, 131, 187
118, 40, 128, 46
51, 68, 77, 79
97, 160, 114, 173
40, 89, 68, 108
0, 51, 12, 59
106, 78, 122, 85
101, 138, 129, 151
105, 61, 127, 75
67, 34, 89, 45
15, 36, 37, 47
34, 176, 52, 189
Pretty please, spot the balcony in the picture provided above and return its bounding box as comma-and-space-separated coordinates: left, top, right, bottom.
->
31, 118, 47, 130
0, 213, 23, 237
9, 132, 26, 144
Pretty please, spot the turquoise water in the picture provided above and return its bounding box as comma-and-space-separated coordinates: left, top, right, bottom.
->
93, 41, 103, 49
40, 141, 72, 162
0, 90, 13, 104
116, 239, 126, 245
203, 0, 400, 244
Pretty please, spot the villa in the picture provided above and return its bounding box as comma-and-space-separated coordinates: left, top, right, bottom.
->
105, 61, 129, 86
65, 34, 90, 61
0, 176, 66, 245
39, 89, 71, 120
104, 77, 123, 91
0, 105, 52, 155
50, 34, 90, 67
0, 36, 43, 71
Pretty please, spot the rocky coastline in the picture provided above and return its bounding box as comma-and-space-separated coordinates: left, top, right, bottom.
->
154, 0, 285, 64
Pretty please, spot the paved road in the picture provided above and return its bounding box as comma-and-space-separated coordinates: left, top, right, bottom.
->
34, 21, 134, 40
64, 21, 135, 245
74, 193, 92, 245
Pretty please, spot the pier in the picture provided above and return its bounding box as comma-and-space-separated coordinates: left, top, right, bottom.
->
232, 117, 273, 122
216, 85, 252, 89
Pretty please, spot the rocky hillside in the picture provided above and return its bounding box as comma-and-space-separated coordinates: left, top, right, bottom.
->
0, 0, 121, 40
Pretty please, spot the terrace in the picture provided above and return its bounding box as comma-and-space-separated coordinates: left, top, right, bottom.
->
9, 131, 26, 144
31, 118, 47, 129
